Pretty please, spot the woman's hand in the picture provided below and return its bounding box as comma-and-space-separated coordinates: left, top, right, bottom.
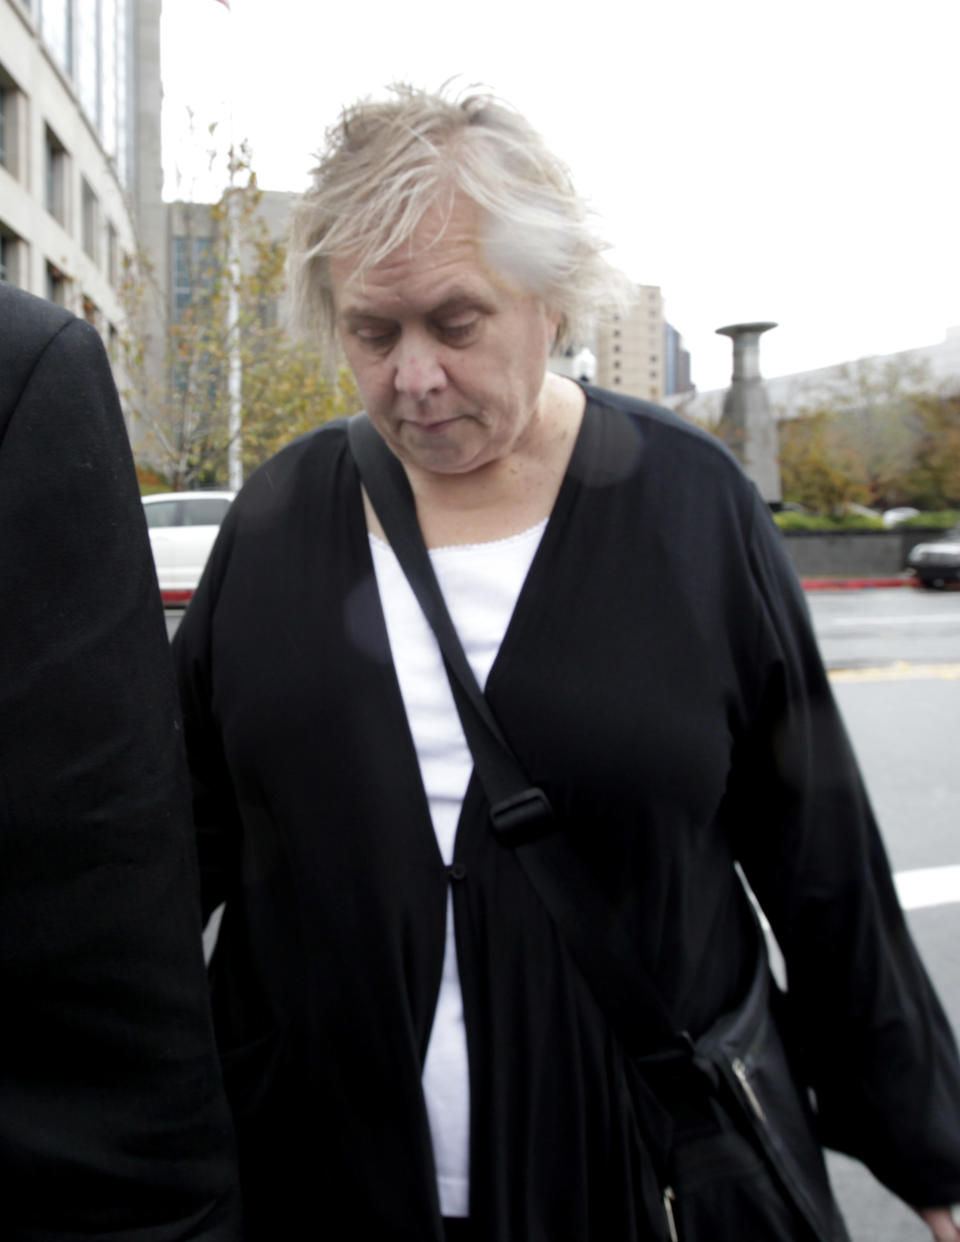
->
918, 1206, 960, 1241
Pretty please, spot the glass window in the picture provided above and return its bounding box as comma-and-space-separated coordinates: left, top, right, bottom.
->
173, 235, 216, 316
0, 68, 25, 181
76, 0, 100, 127
106, 221, 118, 285
100, 0, 117, 163
110, 0, 129, 186
45, 126, 69, 225
180, 496, 231, 526
82, 178, 99, 261
46, 261, 69, 306
42, 0, 73, 76
143, 500, 180, 529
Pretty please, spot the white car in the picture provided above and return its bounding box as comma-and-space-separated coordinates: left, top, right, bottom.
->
142, 491, 235, 604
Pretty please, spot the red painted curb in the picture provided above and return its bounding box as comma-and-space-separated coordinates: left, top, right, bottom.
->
801, 578, 915, 591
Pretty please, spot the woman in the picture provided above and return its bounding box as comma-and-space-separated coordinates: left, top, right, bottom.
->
174, 86, 960, 1241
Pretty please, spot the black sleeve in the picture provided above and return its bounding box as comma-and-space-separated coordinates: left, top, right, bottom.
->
0, 317, 241, 1240
727, 489, 960, 1208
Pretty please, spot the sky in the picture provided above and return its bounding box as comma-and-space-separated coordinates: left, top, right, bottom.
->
160, 0, 960, 394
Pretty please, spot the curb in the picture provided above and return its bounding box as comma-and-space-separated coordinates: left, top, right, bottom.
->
801, 577, 915, 591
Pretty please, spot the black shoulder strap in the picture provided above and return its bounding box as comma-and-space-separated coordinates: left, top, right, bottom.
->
347, 411, 684, 1052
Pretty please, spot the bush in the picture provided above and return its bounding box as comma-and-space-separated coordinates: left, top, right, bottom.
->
773, 511, 885, 531
896, 510, 960, 530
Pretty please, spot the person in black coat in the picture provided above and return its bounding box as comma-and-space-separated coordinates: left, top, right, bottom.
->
0, 283, 241, 1241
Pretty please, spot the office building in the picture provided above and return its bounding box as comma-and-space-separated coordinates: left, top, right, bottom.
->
594, 284, 669, 403
0, 0, 163, 376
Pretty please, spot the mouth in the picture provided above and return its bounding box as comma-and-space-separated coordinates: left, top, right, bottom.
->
405, 415, 460, 435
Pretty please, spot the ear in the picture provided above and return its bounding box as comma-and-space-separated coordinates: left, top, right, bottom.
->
547, 307, 565, 352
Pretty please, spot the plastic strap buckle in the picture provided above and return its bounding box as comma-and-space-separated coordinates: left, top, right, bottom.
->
489, 787, 553, 836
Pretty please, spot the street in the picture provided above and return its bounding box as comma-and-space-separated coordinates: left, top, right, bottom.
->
806, 588, 960, 1240
166, 586, 960, 1237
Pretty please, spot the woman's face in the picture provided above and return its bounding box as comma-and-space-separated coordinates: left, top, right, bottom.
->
332, 198, 561, 479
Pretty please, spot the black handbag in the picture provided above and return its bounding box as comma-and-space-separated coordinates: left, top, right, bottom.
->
347, 412, 850, 1242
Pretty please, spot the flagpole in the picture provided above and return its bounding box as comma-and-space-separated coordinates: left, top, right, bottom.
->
220, 0, 243, 491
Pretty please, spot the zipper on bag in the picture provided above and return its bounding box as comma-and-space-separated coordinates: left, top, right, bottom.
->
662, 1185, 679, 1242
732, 1057, 765, 1121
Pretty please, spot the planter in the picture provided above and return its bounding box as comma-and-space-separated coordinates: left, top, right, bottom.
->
778, 527, 944, 578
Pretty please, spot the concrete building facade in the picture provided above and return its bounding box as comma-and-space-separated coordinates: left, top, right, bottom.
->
0, 0, 162, 366
594, 283, 667, 402
667, 328, 960, 427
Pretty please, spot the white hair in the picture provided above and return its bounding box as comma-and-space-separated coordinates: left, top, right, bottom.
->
288, 84, 630, 355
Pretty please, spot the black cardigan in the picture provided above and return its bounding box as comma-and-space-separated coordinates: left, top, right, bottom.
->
175, 387, 960, 1240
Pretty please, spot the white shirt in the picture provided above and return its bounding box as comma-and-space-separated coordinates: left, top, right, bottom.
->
369, 520, 547, 1217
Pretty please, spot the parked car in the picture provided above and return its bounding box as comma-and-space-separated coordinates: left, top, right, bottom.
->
142, 491, 235, 604
906, 524, 960, 589
881, 507, 920, 528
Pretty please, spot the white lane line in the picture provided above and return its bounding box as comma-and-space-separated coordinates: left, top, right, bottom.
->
825, 615, 959, 627
895, 866, 960, 911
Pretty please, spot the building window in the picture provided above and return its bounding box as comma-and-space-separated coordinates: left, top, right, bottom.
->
42, 0, 74, 77
1, 226, 23, 284
82, 178, 100, 262
76, 0, 100, 128
172, 234, 215, 317
82, 293, 99, 328
0, 67, 23, 178
45, 126, 69, 226
106, 221, 118, 285
46, 261, 69, 307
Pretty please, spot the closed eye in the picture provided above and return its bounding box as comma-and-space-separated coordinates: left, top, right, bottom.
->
435, 318, 480, 345
354, 324, 398, 349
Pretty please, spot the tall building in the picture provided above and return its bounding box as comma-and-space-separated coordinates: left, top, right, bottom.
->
664, 322, 692, 398
0, 0, 162, 381
594, 284, 668, 403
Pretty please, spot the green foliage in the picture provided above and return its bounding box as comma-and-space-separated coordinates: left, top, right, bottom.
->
773, 511, 885, 531
900, 392, 960, 510
119, 141, 359, 490
896, 510, 960, 530
776, 357, 960, 515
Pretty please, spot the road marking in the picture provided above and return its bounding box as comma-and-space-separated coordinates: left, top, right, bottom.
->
825, 615, 958, 627
829, 662, 960, 682
895, 866, 960, 911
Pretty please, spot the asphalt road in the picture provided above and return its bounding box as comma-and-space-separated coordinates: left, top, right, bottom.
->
167, 586, 960, 1237
806, 588, 960, 1240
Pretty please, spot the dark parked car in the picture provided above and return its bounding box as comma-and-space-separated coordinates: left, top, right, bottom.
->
907, 524, 960, 589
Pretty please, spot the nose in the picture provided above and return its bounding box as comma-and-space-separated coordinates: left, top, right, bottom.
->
394, 332, 446, 401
